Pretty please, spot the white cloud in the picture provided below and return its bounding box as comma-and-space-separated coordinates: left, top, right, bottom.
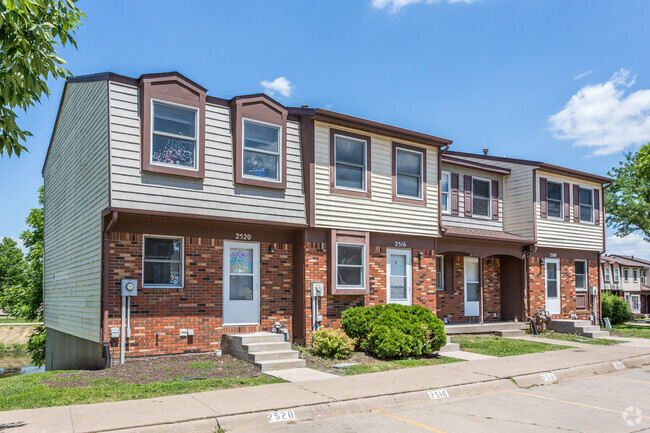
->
574, 70, 592, 80
372, 0, 479, 13
606, 233, 650, 259
9, 237, 26, 253
260, 77, 293, 98
549, 69, 650, 155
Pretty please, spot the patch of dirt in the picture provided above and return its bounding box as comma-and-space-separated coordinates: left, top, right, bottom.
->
0, 325, 37, 345
296, 347, 390, 375
42, 353, 264, 388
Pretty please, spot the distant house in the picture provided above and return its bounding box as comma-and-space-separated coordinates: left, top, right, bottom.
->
601, 254, 650, 315
42, 72, 611, 370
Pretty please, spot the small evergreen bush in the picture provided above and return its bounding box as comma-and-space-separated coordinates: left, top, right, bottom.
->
311, 328, 355, 359
602, 291, 633, 325
341, 304, 446, 359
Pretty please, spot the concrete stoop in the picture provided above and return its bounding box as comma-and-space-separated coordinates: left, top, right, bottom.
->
438, 336, 460, 353
494, 329, 526, 337
548, 319, 610, 338
222, 332, 306, 372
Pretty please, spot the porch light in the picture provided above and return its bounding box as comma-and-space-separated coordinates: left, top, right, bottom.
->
418, 251, 424, 260
268, 244, 275, 254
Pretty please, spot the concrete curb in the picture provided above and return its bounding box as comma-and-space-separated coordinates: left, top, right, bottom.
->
93, 354, 650, 433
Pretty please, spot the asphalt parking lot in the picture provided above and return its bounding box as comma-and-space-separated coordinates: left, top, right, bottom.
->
242, 366, 650, 433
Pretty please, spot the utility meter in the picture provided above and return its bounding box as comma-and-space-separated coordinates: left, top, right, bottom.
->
121, 279, 138, 297
311, 282, 324, 297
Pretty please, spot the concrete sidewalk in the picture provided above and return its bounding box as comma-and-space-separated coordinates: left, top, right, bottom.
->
2, 342, 649, 433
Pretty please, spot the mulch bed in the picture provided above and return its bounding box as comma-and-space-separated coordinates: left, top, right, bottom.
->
42, 353, 263, 388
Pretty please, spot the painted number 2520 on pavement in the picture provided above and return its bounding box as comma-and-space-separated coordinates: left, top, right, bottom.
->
267, 410, 296, 423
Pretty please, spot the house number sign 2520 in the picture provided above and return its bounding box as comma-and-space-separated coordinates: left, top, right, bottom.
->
235, 233, 252, 240
267, 410, 296, 423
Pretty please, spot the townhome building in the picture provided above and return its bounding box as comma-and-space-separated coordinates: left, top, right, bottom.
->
42, 72, 611, 370
601, 255, 650, 315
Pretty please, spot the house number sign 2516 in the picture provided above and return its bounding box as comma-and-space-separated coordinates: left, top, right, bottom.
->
267, 410, 296, 423
235, 233, 252, 240
394, 241, 407, 247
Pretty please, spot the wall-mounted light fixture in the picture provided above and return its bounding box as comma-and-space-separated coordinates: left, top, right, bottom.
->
418, 251, 424, 260
268, 244, 275, 254
487, 259, 493, 267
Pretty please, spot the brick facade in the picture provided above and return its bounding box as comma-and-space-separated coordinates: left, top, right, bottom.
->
106, 232, 294, 361
527, 257, 600, 320
436, 256, 501, 323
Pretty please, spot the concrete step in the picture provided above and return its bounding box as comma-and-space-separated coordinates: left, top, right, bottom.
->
250, 350, 299, 362
582, 330, 610, 338
228, 332, 286, 345
576, 326, 601, 333
494, 329, 526, 337
244, 342, 292, 353
439, 342, 460, 353
255, 358, 307, 372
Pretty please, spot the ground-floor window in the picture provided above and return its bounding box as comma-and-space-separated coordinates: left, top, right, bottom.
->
436, 255, 444, 291
575, 260, 587, 291
336, 243, 366, 289
143, 236, 184, 288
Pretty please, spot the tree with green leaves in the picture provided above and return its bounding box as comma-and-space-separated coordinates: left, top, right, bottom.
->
0, 187, 45, 365
606, 143, 650, 242
0, 237, 27, 299
1, 0, 85, 156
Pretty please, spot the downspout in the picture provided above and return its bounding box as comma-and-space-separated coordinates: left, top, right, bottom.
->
598, 183, 611, 325
102, 211, 118, 368
479, 257, 484, 325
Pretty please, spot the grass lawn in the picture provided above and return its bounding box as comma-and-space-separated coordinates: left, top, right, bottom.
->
610, 324, 650, 339
0, 353, 282, 411
450, 335, 572, 357
535, 331, 620, 345
294, 344, 462, 375
0, 317, 40, 324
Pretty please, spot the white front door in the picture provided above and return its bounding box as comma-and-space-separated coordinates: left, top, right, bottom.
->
464, 257, 480, 317
631, 294, 641, 314
223, 241, 260, 325
545, 258, 561, 315
387, 249, 412, 305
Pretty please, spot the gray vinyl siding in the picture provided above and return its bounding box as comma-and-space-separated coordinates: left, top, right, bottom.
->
43, 81, 109, 343
314, 122, 439, 236
535, 170, 603, 251
441, 164, 504, 231
454, 156, 535, 238
109, 83, 306, 223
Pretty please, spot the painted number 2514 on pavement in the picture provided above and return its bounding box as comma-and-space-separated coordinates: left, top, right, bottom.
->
267, 410, 296, 423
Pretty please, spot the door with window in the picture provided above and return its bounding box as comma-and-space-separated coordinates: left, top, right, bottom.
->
464, 257, 480, 317
387, 249, 412, 305
545, 259, 561, 315
631, 294, 641, 314
223, 241, 260, 325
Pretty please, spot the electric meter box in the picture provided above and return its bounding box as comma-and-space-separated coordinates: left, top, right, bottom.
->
311, 282, 325, 297
121, 279, 138, 297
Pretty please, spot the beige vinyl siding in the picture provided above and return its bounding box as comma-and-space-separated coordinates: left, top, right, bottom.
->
535, 170, 603, 251
620, 267, 642, 292
441, 164, 503, 231
455, 156, 535, 238
314, 122, 438, 236
109, 83, 306, 223
43, 81, 109, 343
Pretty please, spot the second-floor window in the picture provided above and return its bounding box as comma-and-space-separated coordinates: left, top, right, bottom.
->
604, 267, 611, 282
575, 260, 587, 291
579, 187, 593, 222
633, 269, 639, 282
472, 178, 491, 218
614, 267, 620, 282
441, 172, 450, 213
242, 119, 281, 182
395, 148, 423, 199
151, 101, 198, 170
624, 268, 629, 282
547, 180, 563, 219
334, 134, 368, 191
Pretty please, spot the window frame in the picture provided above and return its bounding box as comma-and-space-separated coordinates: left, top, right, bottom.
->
392, 142, 427, 205
614, 267, 620, 283
575, 260, 587, 291
633, 268, 639, 282
623, 268, 629, 282
604, 266, 611, 283
441, 171, 451, 214
150, 99, 200, 172
241, 117, 283, 184
578, 186, 594, 223
436, 255, 445, 291
335, 242, 366, 290
329, 128, 372, 198
546, 179, 564, 220
142, 235, 185, 289
329, 230, 370, 295
471, 176, 492, 219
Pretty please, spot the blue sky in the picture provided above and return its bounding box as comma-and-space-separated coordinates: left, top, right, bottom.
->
2, 0, 649, 255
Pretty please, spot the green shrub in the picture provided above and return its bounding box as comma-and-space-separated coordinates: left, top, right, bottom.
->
341, 304, 446, 359
602, 291, 633, 325
27, 325, 45, 366
311, 328, 355, 359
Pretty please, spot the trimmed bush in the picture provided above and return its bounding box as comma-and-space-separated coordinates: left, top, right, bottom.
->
311, 328, 355, 359
602, 291, 633, 325
341, 304, 446, 359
